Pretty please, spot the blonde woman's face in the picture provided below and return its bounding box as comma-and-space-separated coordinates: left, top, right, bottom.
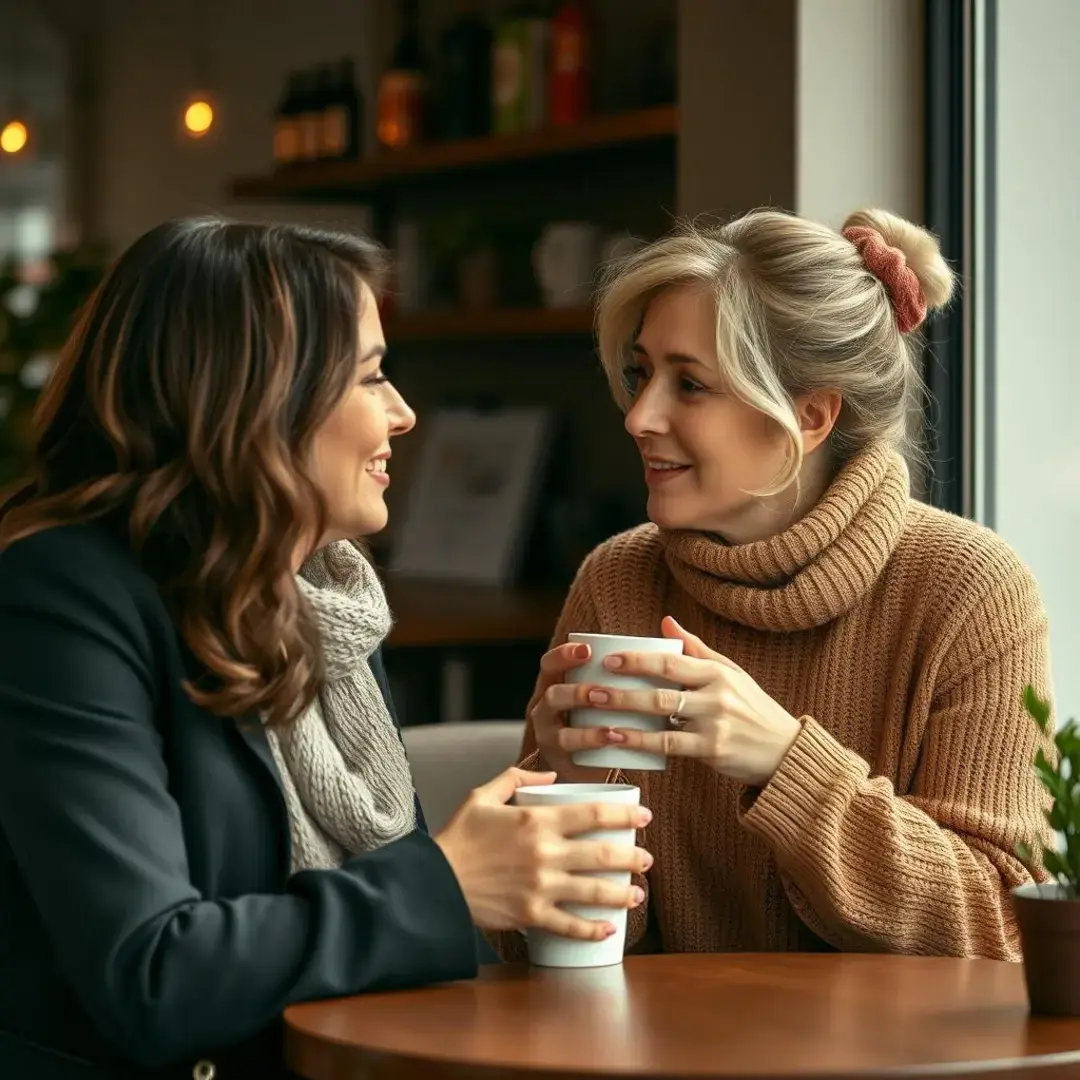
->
310, 283, 416, 544
623, 284, 792, 539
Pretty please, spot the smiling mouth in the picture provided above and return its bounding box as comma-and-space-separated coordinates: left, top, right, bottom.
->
643, 458, 691, 485
365, 458, 390, 485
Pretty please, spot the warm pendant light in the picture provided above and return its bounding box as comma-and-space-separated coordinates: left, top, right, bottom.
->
0, 118, 28, 155
2, 1, 31, 156
180, 0, 217, 141
182, 95, 214, 138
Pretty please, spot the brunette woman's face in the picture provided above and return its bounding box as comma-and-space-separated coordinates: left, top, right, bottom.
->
310, 283, 415, 543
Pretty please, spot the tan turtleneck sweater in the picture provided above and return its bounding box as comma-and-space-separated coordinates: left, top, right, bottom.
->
497, 443, 1053, 962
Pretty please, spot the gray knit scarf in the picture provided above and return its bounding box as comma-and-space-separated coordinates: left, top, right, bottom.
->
265, 540, 417, 873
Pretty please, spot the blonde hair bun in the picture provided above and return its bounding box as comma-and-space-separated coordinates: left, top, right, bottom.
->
842, 208, 955, 312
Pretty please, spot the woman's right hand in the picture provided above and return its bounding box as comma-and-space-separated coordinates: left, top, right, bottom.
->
529, 641, 617, 782
434, 768, 652, 940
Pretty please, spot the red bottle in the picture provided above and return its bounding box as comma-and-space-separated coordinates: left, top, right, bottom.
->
549, 1, 589, 126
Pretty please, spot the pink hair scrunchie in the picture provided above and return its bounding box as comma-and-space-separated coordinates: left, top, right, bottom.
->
842, 225, 927, 334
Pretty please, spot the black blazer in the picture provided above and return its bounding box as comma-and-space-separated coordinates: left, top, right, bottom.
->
0, 523, 484, 1079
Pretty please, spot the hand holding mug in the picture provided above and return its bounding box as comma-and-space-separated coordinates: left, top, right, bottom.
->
531, 632, 684, 774
528, 641, 617, 782
580, 617, 803, 786
434, 768, 651, 940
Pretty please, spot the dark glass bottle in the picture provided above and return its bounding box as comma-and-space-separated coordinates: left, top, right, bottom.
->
377, 0, 429, 149
296, 69, 323, 162
321, 58, 361, 160
437, 2, 492, 139
272, 71, 301, 165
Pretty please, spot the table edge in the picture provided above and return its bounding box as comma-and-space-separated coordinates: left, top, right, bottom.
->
283, 955, 1080, 1080
284, 1019, 1080, 1080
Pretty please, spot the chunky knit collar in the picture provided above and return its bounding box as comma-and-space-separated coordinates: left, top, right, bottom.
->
659, 442, 911, 632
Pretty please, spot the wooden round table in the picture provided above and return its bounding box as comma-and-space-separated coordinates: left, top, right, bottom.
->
284, 954, 1080, 1079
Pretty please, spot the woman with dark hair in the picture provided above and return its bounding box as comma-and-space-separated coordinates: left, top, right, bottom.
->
0, 218, 651, 1080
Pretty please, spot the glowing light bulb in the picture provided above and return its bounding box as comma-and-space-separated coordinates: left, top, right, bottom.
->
0, 121, 29, 154
183, 99, 214, 137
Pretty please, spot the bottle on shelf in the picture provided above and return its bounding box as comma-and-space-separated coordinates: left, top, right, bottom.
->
492, 4, 550, 136
437, 1, 492, 140
296, 69, 325, 162
272, 72, 302, 166
320, 58, 362, 161
376, 0, 429, 151
549, 1, 590, 126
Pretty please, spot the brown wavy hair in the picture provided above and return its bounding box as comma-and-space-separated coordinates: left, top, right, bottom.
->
0, 218, 387, 726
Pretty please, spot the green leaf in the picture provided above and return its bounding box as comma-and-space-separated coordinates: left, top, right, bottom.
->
1019, 687, 1080, 891
1044, 847, 1071, 881
1056, 725, 1080, 756
1024, 685, 1052, 730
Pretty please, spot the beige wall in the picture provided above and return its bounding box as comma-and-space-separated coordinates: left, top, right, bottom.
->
795, 0, 924, 227
678, 0, 924, 228
677, 0, 797, 221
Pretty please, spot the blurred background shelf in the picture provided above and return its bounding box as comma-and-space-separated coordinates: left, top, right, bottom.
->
229, 106, 678, 200
382, 577, 566, 728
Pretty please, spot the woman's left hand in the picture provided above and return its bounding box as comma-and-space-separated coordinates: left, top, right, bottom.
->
586, 616, 803, 787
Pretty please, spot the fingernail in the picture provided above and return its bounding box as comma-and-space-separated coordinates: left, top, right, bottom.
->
588, 689, 610, 704
574, 644, 590, 659
642, 852, 654, 869
604, 655, 624, 670
605, 729, 626, 743
638, 808, 653, 825
603, 923, 617, 938
631, 886, 646, 905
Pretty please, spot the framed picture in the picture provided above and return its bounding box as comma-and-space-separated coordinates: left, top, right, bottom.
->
390, 406, 552, 586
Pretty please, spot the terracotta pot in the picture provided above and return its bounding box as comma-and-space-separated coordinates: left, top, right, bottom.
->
1012, 882, 1080, 1015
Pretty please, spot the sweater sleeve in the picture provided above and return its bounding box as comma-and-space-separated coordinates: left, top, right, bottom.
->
0, 537, 479, 1069
739, 572, 1053, 960
489, 548, 653, 961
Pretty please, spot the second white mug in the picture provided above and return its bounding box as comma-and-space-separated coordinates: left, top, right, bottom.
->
567, 632, 683, 771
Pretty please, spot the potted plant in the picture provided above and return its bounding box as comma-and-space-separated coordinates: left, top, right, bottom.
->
425, 211, 500, 312
1013, 685, 1080, 1015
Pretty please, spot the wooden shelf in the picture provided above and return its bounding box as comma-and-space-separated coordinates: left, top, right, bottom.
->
385, 307, 593, 340
230, 105, 678, 200
383, 578, 564, 649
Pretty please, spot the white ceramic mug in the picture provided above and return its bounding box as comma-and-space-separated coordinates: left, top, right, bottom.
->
567, 632, 684, 772
514, 782, 641, 968
601, 231, 646, 265
532, 222, 601, 308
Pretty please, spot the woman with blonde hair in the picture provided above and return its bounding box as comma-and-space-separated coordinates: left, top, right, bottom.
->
504, 207, 1052, 962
